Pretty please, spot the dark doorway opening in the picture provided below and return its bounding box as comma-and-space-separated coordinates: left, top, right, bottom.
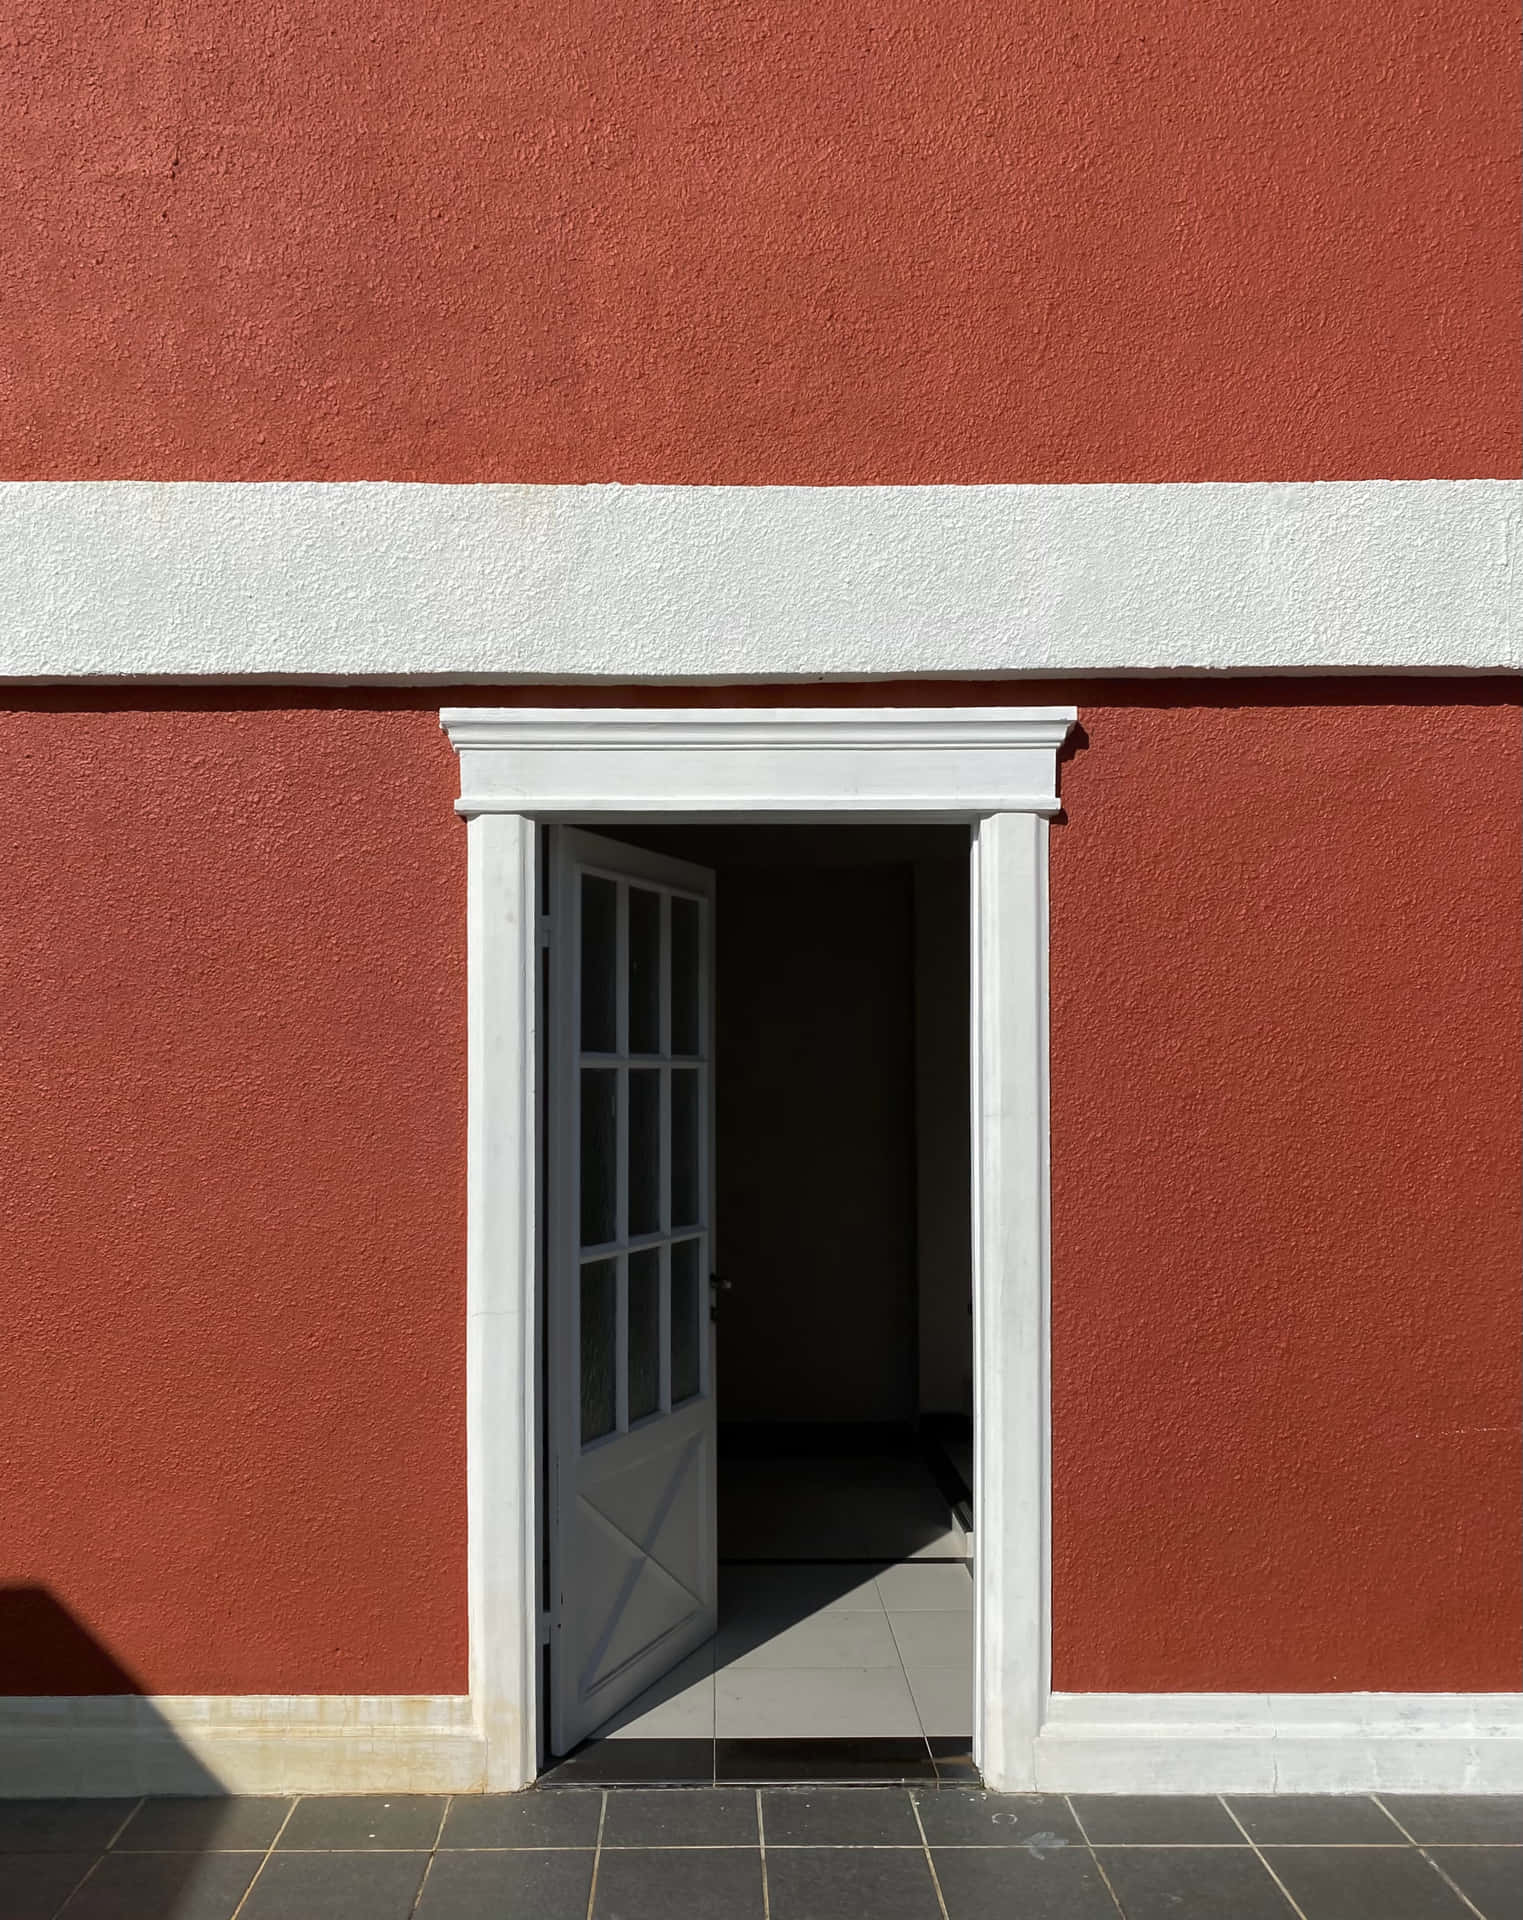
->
543, 826, 975, 1786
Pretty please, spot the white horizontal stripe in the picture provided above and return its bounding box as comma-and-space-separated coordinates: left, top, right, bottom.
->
1, 480, 1516, 680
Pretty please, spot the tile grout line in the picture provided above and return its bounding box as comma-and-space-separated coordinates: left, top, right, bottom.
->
105, 1798, 146, 1850
1063, 1794, 1127, 1918
41, 1797, 144, 1920
582, 1789, 608, 1920
1371, 1796, 1489, 1920
881, 1595, 936, 1754
404, 1793, 454, 1919
756, 1788, 770, 1920
226, 1793, 300, 1920
907, 1787, 951, 1920
48, 1855, 109, 1920
47, 1797, 152, 1920
1218, 1795, 1312, 1919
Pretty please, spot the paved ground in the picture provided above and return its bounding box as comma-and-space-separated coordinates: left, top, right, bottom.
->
0, 1789, 1518, 1918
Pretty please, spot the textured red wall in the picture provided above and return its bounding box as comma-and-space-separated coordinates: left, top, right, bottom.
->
0, 696, 468, 1693
1, 683, 1517, 1692
1049, 684, 1523, 1691
4, 1, 1518, 482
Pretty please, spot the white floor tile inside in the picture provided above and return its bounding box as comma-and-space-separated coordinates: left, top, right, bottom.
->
591, 1449, 975, 1744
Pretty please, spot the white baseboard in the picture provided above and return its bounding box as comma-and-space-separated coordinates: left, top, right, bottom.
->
5, 1691, 1521, 1795
0, 1697, 485, 1796
1037, 1693, 1523, 1794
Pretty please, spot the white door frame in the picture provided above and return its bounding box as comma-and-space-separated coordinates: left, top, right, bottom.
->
442, 704, 1076, 1790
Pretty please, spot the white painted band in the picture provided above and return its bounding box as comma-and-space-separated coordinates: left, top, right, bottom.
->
1, 481, 1516, 681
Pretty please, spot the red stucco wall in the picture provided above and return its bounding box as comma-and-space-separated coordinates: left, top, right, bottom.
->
1048, 683, 1523, 1691
0, 696, 469, 1694
2, 682, 1518, 1693
4, 2, 1518, 483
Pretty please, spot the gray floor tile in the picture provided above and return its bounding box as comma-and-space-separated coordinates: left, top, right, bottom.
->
601, 1788, 757, 1847
1069, 1794, 1245, 1845
718, 1609, 902, 1670
762, 1787, 920, 1846
590, 1845, 765, 1919
716, 1664, 922, 1738
1227, 1793, 1406, 1846
440, 1789, 602, 1849
888, 1609, 974, 1668
414, 1849, 596, 1918
1099, 1846, 1297, 1919
904, 1666, 973, 1738
0, 1855, 97, 1920
594, 1649, 715, 1739
112, 1798, 293, 1851
1265, 1846, 1478, 1919
275, 1794, 445, 1850
719, 1564, 887, 1617
874, 1563, 975, 1612
1428, 1847, 1523, 1920
55, 1851, 262, 1920
1380, 1796, 1523, 1845
237, 1851, 431, 1920
541, 1736, 715, 1785
717, 1736, 936, 1784
934, 1846, 1120, 1919
0, 1805, 137, 1855
766, 1846, 942, 1920
912, 1789, 1082, 1848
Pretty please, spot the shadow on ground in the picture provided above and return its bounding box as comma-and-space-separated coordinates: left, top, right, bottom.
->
0, 1583, 246, 1918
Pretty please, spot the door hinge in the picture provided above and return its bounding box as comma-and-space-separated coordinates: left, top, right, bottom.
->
538, 1610, 553, 1646
538, 915, 551, 950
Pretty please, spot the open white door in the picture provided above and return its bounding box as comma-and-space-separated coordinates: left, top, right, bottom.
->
547, 828, 718, 1754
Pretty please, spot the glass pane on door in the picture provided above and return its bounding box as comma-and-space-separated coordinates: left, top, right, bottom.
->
670, 1237, 702, 1404
671, 895, 700, 1056
628, 1069, 660, 1238
628, 887, 661, 1055
580, 1258, 618, 1443
580, 1069, 618, 1247
670, 1069, 699, 1229
627, 1248, 661, 1422
581, 875, 618, 1053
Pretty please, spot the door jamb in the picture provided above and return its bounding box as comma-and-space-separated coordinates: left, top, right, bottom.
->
443, 706, 1075, 1790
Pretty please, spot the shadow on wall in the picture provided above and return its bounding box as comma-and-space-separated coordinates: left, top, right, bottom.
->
0, 1585, 239, 1916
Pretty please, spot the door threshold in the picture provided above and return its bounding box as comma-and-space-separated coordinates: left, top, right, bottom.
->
538, 1736, 978, 1788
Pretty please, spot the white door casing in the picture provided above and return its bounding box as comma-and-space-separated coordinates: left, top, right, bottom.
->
546, 829, 718, 1753
443, 706, 1074, 1789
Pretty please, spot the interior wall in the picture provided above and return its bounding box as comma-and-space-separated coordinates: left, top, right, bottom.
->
713, 860, 918, 1424
613, 824, 974, 1430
